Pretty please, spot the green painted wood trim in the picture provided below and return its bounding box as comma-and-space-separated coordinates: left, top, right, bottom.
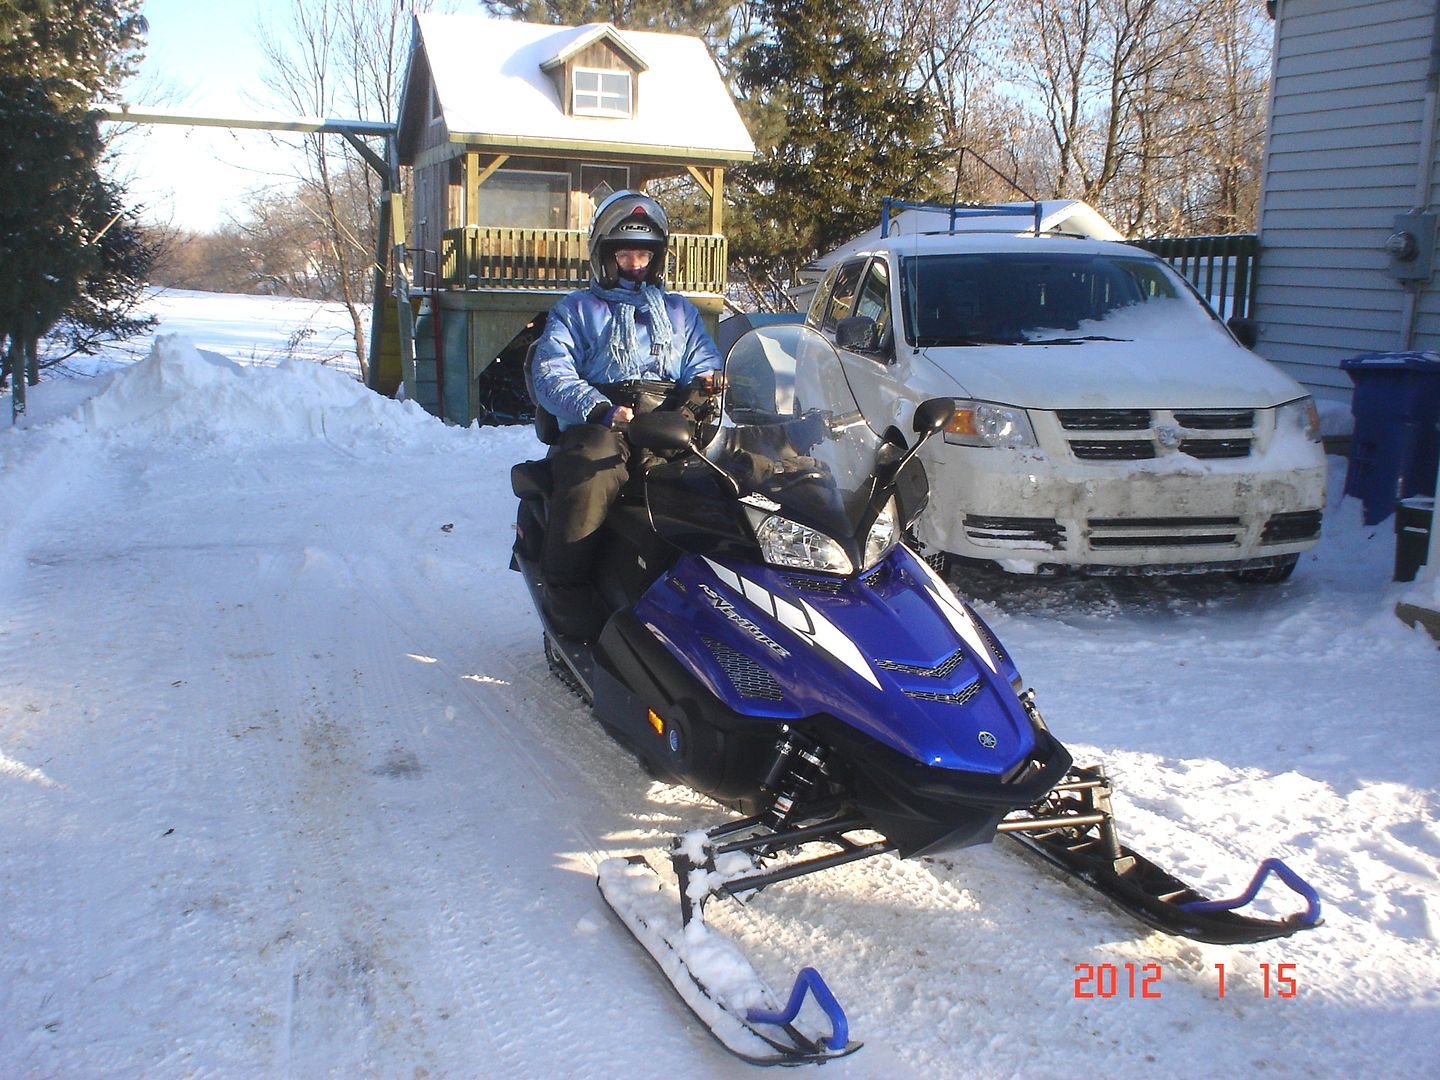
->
443, 132, 752, 165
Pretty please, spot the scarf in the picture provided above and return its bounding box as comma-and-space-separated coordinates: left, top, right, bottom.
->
589, 280, 674, 377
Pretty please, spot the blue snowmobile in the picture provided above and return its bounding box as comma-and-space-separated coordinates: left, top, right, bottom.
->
510, 323, 1319, 1064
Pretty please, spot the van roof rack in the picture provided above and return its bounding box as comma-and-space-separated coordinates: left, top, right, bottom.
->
879, 197, 1043, 239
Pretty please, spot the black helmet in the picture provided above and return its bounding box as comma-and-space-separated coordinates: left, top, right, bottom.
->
589, 190, 669, 288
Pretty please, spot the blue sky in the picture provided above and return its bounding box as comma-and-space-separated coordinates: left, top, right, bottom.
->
113, 0, 339, 231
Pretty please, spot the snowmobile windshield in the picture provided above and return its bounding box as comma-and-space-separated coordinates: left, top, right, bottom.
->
705, 324, 887, 540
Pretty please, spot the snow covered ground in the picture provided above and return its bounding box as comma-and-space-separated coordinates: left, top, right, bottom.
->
1, 290, 1438, 1077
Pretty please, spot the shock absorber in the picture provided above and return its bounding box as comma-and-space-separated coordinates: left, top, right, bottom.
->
760, 726, 829, 828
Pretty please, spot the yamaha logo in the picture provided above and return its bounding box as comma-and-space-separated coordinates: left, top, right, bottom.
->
978, 731, 997, 749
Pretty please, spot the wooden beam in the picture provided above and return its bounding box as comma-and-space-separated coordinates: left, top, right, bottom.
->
686, 165, 713, 199
97, 103, 394, 136
474, 153, 510, 188
340, 131, 387, 179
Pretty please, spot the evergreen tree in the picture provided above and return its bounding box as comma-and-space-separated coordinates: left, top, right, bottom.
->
481, 0, 733, 37
728, 0, 941, 309
0, 0, 147, 410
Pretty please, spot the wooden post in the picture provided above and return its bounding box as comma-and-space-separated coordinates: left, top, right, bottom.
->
468, 153, 510, 228
390, 192, 418, 397
710, 167, 724, 236
465, 151, 479, 228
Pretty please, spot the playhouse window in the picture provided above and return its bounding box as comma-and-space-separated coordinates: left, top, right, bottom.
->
573, 68, 632, 117
474, 170, 569, 229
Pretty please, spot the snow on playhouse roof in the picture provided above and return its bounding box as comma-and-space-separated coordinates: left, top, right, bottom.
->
407, 14, 754, 163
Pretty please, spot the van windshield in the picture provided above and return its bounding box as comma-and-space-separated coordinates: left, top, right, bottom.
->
900, 251, 1217, 347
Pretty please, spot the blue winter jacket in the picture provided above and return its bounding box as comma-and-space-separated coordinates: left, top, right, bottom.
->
532, 285, 722, 428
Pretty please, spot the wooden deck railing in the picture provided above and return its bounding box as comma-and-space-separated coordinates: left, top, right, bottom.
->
1130, 233, 1259, 320
440, 227, 727, 295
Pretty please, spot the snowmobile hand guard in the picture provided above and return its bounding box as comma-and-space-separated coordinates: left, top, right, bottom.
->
1177, 857, 1322, 927
746, 967, 849, 1051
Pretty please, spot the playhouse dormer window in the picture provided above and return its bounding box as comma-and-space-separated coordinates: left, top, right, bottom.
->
573, 67, 632, 117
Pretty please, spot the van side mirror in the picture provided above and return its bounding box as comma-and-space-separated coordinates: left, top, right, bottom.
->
913, 397, 955, 437
835, 316, 877, 352
881, 397, 956, 483
1227, 316, 1258, 350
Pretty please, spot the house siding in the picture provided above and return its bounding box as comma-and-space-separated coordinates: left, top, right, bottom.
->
1254, 0, 1439, 403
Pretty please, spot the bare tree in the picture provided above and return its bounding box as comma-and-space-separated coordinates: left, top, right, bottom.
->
1181, 0, 1270, 232
256, 0, 441, 381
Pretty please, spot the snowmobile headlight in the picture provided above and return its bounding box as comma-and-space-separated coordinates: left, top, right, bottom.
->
1275, 396, 1322, 443
754, 514, 853, 575
943, 400, 1037, 449
862, 497, 897, 570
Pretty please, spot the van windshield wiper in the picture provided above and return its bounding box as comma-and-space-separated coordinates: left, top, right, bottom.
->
1021, 335, 1131, 345
915, 335, 1023, 347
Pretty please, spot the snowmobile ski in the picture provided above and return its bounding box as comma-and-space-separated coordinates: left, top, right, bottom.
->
596, 856, 859, 1066
1000, 766, 1322, 944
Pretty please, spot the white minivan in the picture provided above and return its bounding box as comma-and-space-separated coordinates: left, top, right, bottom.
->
803, 211, 1327, 581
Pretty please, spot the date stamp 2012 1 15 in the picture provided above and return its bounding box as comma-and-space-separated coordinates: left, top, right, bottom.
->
1073, 962, 1299, 1000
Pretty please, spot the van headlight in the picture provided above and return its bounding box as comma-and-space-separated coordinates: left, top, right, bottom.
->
1275, 397, 1322, 443
943, 400, 1038, 449
754, 515, 853, 574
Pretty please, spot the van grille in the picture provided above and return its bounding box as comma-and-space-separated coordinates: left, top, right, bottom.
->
1088, 516, 1242, 548
1062, 407, 1259, 462
1262, 510, 1322, 544
1070, 440, 1156, 460
964, 515, 1067, 548
1180, 437, 1252, 459
1174, 409, 1254, 429
1058, 409, 1151, 430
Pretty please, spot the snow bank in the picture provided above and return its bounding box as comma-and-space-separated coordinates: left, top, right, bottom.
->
79, 334, 456, 450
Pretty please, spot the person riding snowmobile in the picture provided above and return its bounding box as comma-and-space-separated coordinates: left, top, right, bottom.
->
530, 190, 723, 639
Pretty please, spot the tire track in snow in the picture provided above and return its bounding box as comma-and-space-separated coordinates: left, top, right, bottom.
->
327, 574, 724, 1071
274, 456, 726, 1074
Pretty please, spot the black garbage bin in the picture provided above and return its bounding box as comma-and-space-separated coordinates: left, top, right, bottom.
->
1341, 351, 1440, 525
1395, 496, 1435, 583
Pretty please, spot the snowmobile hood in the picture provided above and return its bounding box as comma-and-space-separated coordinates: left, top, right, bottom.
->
640, 548, 1037, 775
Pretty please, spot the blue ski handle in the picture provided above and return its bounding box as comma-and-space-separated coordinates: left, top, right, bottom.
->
1178, 857, 1322, 926
747, 967, 849, 1050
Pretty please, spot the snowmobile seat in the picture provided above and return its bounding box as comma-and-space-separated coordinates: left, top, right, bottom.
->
511, 459, 552, 501
523, 342, 562, 446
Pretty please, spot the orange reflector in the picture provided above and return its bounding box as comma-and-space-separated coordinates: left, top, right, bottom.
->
945, 409, 979, 437
647, 709, 665, 735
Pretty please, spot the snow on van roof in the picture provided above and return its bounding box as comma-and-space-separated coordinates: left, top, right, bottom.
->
801, 200, 1124, 278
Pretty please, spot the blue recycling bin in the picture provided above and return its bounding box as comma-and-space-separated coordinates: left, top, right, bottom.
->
1341, 351, 1440, 525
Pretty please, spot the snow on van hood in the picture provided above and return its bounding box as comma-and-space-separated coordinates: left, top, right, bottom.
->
917, 308, 1307, 410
